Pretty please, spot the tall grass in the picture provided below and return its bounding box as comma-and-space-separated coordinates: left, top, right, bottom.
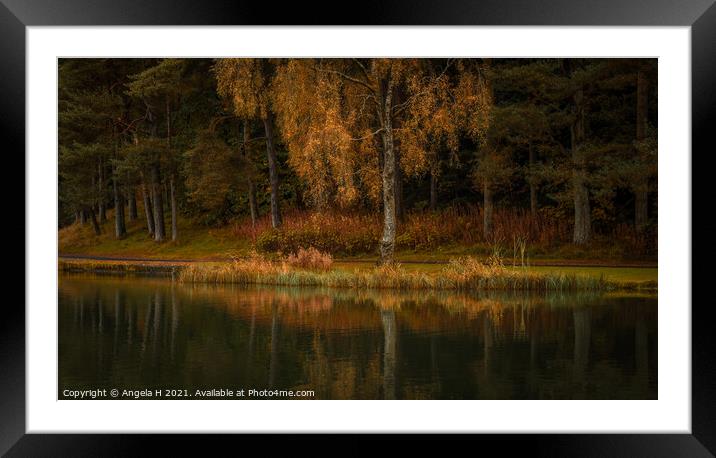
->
286, 247, 334, 271
179, 253, 615, 292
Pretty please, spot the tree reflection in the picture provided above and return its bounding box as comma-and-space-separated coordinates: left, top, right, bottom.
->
269, 301, 280, 388
573, 307, 591, 380
58, 276, 657, 400
382, 310, 397, 400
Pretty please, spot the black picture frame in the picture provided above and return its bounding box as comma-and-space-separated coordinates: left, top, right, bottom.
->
4, 0, 714, 454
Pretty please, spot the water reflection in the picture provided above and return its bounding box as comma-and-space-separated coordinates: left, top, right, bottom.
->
59, 275, 657, 400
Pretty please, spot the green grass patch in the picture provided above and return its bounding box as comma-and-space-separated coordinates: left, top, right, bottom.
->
59, 211, 251, 260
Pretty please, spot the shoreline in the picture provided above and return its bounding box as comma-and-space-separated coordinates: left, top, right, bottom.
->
58, 258, 658, 292
59, 253, 657, 269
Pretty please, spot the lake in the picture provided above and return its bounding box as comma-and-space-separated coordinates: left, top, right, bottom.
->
58, 275, 657, 400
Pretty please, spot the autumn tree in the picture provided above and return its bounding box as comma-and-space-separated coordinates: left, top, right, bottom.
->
272, 58, 459, 263
59, 57, 658, 260
453, 59, 496, 239
398, 59, 462, 212
240, 119, 262, 226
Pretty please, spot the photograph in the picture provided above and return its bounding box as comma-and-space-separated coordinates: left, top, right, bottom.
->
57, 57, 658, 401
4, 0, 710, 448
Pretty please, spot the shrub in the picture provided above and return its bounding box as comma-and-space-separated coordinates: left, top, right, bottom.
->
234, 205, 654, 259
245, 210, 381, 256
256, 228, 283, 253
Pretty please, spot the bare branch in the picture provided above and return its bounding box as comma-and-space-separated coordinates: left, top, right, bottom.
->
351, 127, 384, 141
352, 59, 374, 86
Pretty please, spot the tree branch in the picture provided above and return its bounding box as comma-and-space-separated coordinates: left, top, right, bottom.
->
315, 65, 377, 95
352, 59, 374, 87
392, 59, 453, 118
351, 127, 384, 141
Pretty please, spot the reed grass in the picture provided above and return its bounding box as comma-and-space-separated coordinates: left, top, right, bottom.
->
285, 247, 334, 271
178, 254, 617, 292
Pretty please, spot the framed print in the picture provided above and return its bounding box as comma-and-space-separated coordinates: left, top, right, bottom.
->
4, 0, 715, 454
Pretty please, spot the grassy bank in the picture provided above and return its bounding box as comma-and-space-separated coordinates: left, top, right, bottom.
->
59, 258, 183, 276
59, 205, 657, 265
59, 256, 657, 285
178, 258, 609, 291
179, 256, 658, 291
59, 213, 250, 260
59, 198, 657, 292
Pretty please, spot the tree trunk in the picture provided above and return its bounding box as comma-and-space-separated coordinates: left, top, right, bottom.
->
113, 166, 126, 239
163, 182, 170, 212
128, 188, 138, 221
113, 189, 126, 238
151, 164, 165, 242
140, 173, 155, 236
242, 120, 258, 227
634, 187, 648, 233
79, 210, 86, 225
483, 181, 493, 241
248, 179, 258, 226
379, 77, 396, 264
528, 143, 537, 216
572, 160, 591, 244
571, 86, 591, 245
429, 167, 438, 211
91, 175, 98, 225
170, 173, 178, 241
572, 169, 591, 245
263, 112, 282, 229
395, 147, 404, 222
377, 147, 385, 209
88, 208, 101, 235
98, 159, 106, 222
635, 70, 649, 233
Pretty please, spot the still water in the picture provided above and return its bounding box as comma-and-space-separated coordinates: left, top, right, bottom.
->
59, 275, 657, 400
